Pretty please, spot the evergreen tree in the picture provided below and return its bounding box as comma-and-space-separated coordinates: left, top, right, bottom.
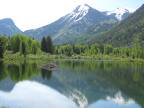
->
0, 44, 4, 58
0, 36, 7, 58
11, 35, 21, 53
46, 36, 53, 54
41, 37, 47, 52
41, 36, 53, 54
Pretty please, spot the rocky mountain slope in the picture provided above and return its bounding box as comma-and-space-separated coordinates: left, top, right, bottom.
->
0, 18, 22, 36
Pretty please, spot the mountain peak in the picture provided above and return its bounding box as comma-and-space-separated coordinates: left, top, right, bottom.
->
74, 4, 90, 13
106, 8, 130, 21
0, 18, 22, 36
66, 4, 92, 22
79, 4, 91, 8
0, 18, 14, 25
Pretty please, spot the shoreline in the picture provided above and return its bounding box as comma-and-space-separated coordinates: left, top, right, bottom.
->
2, 53, 144, 63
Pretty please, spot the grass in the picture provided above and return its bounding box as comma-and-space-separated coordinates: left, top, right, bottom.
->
2, 51, 144, 63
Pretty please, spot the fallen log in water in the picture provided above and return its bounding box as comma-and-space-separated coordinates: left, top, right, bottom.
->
41, 63, 57, 71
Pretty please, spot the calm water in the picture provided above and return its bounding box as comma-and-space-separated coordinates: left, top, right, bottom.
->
0, 60, 144, 108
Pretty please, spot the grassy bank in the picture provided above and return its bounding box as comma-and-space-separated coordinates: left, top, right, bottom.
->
2, 52, 144, 63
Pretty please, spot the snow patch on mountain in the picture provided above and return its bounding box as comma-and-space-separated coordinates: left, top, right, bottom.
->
107, 8, 130, 21
66, 4, 90, 22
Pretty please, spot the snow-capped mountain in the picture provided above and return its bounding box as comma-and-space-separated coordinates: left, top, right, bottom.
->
106, 8, 130, 21
0, 4, 131, 45
25, 4, 118, 44
65, 4, 90, 22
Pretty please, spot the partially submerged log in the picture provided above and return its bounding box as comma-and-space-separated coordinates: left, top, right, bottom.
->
41, 63, 57, 71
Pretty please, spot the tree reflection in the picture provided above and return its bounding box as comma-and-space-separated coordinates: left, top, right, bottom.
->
0, 62, 52, 82
0, 60, 144, 107
41, 69, 52, 80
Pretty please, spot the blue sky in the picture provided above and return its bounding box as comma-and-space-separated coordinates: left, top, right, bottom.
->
91, 0, 144, 11
0, 0, 143, 31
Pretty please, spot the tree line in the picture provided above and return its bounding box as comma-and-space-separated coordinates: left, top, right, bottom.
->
0, 34, 144, 60
0, 34, 53, 58
55, 37, 144, 59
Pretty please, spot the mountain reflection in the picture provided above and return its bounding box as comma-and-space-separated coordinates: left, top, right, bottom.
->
0, 81, 78, 108
0, 60, 143, 108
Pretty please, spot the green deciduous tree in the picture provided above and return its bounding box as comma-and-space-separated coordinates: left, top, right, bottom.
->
9, 34, 40, 56
31, 41, 39, 54
132, 37, 142, 58
20, 41, 27, 57
104, 44, 113, 55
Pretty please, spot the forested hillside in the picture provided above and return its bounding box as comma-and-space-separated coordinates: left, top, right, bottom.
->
91, 4, 144, 46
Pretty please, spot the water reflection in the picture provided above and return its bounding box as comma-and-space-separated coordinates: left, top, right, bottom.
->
0, 60, 143, 108
0, 81, 77, 108
0, 61, 52, 82
88, 100, 140, 108
41, 68, 52, 80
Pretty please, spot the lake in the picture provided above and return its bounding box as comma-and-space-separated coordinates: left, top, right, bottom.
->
0, 60, 144, 108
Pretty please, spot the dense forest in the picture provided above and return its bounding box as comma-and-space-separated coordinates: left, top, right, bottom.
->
0, 34, 144, 60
